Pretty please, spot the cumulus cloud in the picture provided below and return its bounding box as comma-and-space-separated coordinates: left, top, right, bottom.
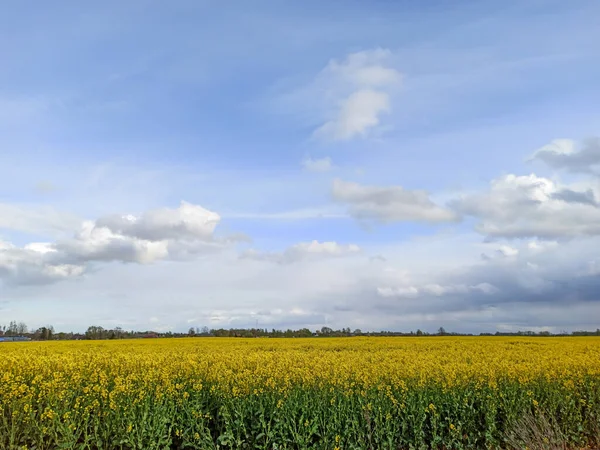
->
452, 174, 600, 239
0, 240, 84, 286
332, 178, 458, 223
0, 201, 224, 286
530, 138, 600, 174
95, 201, 220, 241
301, 156, 333, 172
56, 201, 222, 264
312, 49, 401, 141
56, 222, 170, 264
242, 240, 361, 264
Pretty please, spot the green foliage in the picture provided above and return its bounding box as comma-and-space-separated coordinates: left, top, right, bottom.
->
2, 377, 599, 449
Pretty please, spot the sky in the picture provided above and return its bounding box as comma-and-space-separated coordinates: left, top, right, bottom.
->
1, 0, 600, 334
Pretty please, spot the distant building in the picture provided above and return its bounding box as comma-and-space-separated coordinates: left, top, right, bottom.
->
0, 336, 32, 342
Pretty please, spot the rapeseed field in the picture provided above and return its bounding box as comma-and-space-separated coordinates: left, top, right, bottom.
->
1, 337, 599, 449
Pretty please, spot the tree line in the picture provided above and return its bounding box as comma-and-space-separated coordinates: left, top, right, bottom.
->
1, 321, 600, 341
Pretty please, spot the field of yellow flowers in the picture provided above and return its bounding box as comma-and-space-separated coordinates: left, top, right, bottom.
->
1, 337, 599, 449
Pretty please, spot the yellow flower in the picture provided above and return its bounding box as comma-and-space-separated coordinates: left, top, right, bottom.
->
1, 335, 599, 448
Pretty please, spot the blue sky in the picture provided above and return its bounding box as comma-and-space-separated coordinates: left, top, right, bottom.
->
1, 0, 600, 333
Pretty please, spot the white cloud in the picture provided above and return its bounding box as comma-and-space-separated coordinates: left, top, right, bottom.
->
56, 221, 171, 264
95, 201, 220, 242
332, 178, 458, 223
532, 139, 576, 158
310, 49, 402, 141
452, 173, 600, 239
301, 156, 333, 172
497, 245, 519, 257
527, 240, 558, 252
530, 138, 600, 174
377, 283, 498, 299
288, 240, 360, 258
53, 201, 224, 265
0, 240, 84, 286
315, 89, 391, 141
0, 201, 224, 286
481, 240, 556, 261
242, 240, 361, 264
377, 286, 420, 298
24, 242, 56, 254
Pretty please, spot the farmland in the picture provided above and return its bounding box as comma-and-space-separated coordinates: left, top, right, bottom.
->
1, 337, 599, 449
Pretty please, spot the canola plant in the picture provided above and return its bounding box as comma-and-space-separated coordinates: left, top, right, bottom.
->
1, 337, 599, 449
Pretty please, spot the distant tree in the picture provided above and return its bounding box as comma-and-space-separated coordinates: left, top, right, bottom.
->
10, 321, 600, 340
16, 322, 28, 335
85, 326, 105, 340
296, 328, 313, 338
320, 326, 333, 336
7, 321, 18, 336
35, 326, 54, 340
